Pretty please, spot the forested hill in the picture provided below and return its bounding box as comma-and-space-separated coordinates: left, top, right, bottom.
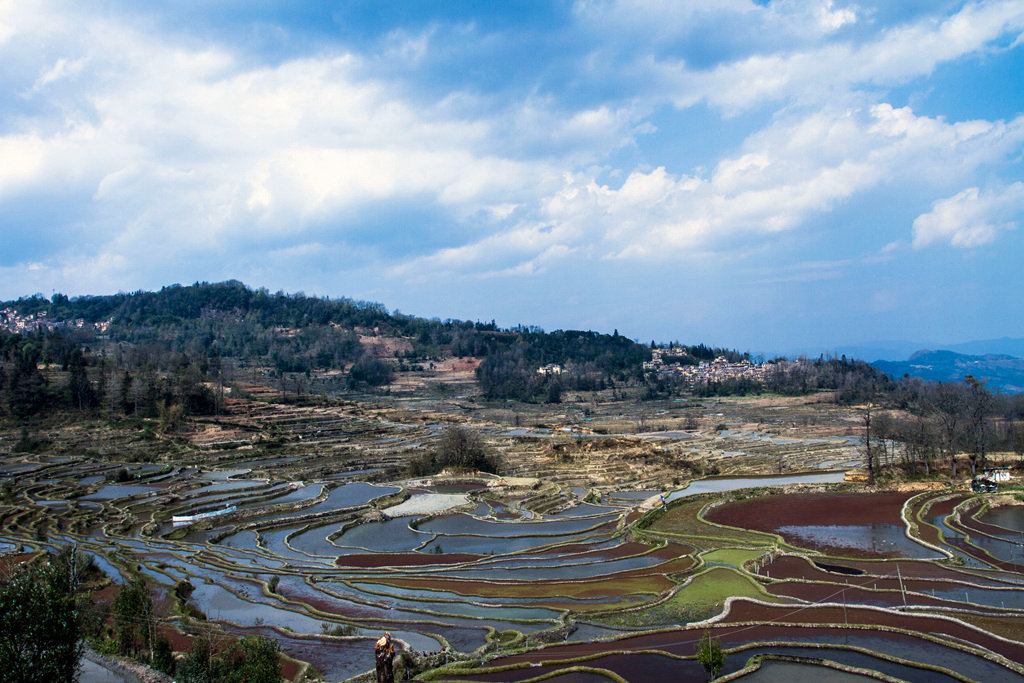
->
5, 281, 649, 364
14, 280, 410, 332
1, 280, 655, 408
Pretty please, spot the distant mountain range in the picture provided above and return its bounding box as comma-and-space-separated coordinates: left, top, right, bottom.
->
872, 349, 1024, 393
774, 338, 1024, 393
830, 337, 1024, 363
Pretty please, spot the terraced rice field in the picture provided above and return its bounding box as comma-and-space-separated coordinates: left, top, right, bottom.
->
3, 395, 1024, 681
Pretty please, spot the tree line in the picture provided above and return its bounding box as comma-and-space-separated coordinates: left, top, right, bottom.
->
1, 330, 219, 423
1, 281, 657, 414
476, 329, 650, 402
861, 374, 1024, 480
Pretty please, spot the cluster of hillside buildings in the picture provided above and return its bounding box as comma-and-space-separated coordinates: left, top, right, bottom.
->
0, 307, 110, 335
643, 348, 776, 385
537, 352, 780, 387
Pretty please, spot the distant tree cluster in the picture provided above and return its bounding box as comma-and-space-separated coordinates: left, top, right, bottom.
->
862, 374, 1024, 479
477, 329, 649, 402
689, 376, 764, 398
409, 426, 499, 476
346, 355, 395, 389
764, 355, 894, 403
0, 329, 218, 421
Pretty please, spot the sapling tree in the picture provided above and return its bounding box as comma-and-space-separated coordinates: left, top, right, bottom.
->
697, 630, 725, 680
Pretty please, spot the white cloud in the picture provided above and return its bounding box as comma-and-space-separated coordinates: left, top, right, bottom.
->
637, 0, 1024, 113
579, 103, 1021, 252
912, 183, 1024, 248
0, 134, 47, 195
2, 0, 1024, 332
390, 100, 1024, 278
0, 5, 584, 279
28, 55, 87, 93
815, 1, 858, 33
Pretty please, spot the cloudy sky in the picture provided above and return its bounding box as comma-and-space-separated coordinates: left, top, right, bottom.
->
2, 1, 1023, 353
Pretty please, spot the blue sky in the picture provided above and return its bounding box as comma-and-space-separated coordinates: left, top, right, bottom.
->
2, 1, 1024, 354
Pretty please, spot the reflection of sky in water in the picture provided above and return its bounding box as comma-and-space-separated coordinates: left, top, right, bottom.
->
315, 580, 555, 633
86, 552, 125, 584
324, 580, 558, 621
469, 541, 629, 569
570, 623, 635, 642
777, 523, 945, 559
426, 551, 667, 581
545, 503, 617, 518
419, 527, 614, 555
264, 482, 399, 522
717, 640, 1010, 683
258, 528, 335, 565
188, 580, 326, 633
218, 529, 259, 550
256, 482, 323, 506
962, 532, 1024, 565
333, 517, 429, 552
665, 472, 845, 502
982, 506, 1024, 534
384, 493, 467, 516
930, 510, 1024, 568
1, 463, 41, 473
201, 469, 250, 480
195, 478, 262, 494
287, 523, 354, 557
919, 583, 1024, 610
81, 484, 160, 500
924, 514, 991, 569
419, 512, 614, 537
605, 490, 659, 500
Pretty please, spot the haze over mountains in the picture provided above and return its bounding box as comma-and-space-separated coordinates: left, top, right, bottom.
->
784, 339, 1024, 394
869, 349, 1024, 394
827, 338, 1024, 364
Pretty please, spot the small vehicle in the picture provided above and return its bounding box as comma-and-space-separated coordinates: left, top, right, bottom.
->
971, 477, 998, 493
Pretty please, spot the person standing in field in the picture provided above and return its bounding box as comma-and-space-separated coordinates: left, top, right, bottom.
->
375, 632, 394, 683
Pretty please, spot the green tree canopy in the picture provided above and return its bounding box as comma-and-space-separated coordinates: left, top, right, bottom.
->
696, 630, 725, 680
0, 550, 83, 682
113, 576, 154, 657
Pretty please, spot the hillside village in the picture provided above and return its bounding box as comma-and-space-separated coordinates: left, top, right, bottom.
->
0, 307, 110, 335
643, 348, 777, 386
